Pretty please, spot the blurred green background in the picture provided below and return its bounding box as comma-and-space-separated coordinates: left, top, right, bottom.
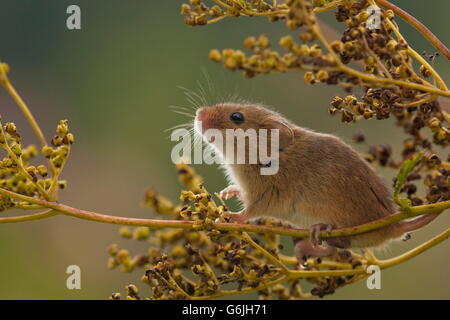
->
0, 0, 449, 299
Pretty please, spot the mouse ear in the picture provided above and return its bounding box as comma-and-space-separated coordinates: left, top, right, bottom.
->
263, 117, 294, 151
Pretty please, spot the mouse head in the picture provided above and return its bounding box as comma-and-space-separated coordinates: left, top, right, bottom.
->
195, 103, 294, 151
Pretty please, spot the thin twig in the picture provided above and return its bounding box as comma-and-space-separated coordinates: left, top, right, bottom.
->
375, 0, 450, 60
0, 210, 58, 224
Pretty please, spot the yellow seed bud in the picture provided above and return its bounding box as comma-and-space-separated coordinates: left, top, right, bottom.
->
180, 4, 190, 15
330, 40, 344, 54
387, 39, 398, 52
4, 122, 17, 135
119, 227, 132, 238
172, 245, 187, 257
428, 117, 440, 131
309, 45, 322, 57
56, 123, 68, 136
107, 257, 118, 269
344, 41, 354, 52
132, 227, 150, 240
63, 133, 75, 145
303, 72, 315, 84
126, 284, 139, 295
243, 36, 256, 49
365, 56, 375, 66
299, 44, 310, 55
0, 62, 10, 74
286, 19, 298, 30
194, 14, 207, 26
436, 128, 448, 141
419, 65, 430, 78
210, 5, 222, 17
279, 35, 294, 49
299, 31, 313, 43
10, 143, 22, 156
107, 243, 118, 256
344, 95, 357, 106
257, 34, 269, 48
116, 249, 129, 261
233, 50, 245, 63
37, 165, 48, 177
385, 9, 394, 19
222, 48, 234, 59
52, 155, 63, 168
330, 96, 344, 109
224, 57, 238, 70
316, 70, 329, 81
208, 49, 221, 62
357, 10, 370, 22
42, 146, 53, 158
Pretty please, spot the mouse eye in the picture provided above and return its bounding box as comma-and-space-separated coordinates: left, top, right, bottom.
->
230, 112, 245, 125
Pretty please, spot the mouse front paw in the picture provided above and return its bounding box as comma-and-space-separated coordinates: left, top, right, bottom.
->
220, 185, 242, 200
220, 211, 248, 224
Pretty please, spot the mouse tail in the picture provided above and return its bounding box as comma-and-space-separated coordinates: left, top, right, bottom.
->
395, 212, 441, 235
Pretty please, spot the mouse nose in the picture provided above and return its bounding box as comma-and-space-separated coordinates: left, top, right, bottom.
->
195, 107, 206, 121
195, 107, 215, 132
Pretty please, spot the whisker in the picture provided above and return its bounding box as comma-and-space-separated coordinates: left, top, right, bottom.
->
202, 68, 215, 98
165, 122, 195, 140
181, 85, 207, 108
178, 86, 202, 108
164, 122, 192, 133
170, 109, 195, 118
169, 105, 191, 111
196, 80, 208, 106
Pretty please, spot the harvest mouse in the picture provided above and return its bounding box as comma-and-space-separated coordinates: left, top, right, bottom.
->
194, 103, 440, 264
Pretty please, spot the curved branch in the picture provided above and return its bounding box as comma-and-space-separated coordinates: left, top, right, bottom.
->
378, 227, 450, 268
0, 62, 59, 196
0, 63, 48, 148
0, 187, 448, 239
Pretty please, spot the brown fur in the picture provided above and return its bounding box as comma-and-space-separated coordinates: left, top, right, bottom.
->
195, 103, 437, 249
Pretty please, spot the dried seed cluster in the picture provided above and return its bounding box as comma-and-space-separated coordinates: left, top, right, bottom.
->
182, 0, 285, 27
109, 164, 369, 300
0, 115, 74, 207
183, 0, 450, 207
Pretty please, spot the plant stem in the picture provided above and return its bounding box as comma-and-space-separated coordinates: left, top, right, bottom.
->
375, 0, 450, 60
0, 210, 58, 224
0, 63, 58, 196
190, 274, 293, 300
383, 17, 448, 90
311, 23, 450, 98
0, 186, 448, 239
0, 64, 47, 148
0, 120, 51, 200
192, 228, 450, 300
239, 232, 290, 273
378, 228, 450, 268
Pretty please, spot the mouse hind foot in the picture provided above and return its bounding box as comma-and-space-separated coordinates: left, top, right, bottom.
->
294, 238, 337, 266
294, 224, 351, 267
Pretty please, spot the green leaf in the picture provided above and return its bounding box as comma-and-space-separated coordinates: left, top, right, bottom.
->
394, 151, 425, 208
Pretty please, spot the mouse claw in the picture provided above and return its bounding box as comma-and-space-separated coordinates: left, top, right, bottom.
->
309, 223, 334, 247
220, 185, 242, 200
220, 211, 248, 224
